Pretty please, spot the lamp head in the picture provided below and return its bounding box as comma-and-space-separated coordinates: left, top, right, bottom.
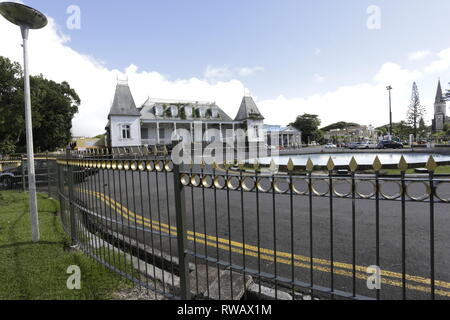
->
0, 2, 47, 29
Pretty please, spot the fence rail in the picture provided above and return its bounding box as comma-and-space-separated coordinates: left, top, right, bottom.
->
1, 149, 450, 300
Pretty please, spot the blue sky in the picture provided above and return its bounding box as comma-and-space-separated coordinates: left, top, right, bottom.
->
1, 0, 449, 136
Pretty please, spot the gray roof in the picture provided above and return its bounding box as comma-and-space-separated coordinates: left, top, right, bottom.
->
108, 83, 141, 117
436, 80, 445, 104
139, 98, 233, 122
234, 96, 264, 121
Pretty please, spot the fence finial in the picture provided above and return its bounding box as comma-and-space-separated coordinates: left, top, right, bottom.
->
306, 158, 314, 172
426, 156, 437, 172
398, 156, 408, 172
269, 159, 277, 173
287, 158, 294, 172
327, 157, 335, 171
349, 157, 358, 172
373, 156, 382, 171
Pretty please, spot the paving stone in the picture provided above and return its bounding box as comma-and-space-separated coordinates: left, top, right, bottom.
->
207, 269, 253, 300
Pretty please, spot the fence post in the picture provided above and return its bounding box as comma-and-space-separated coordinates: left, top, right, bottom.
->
66, 149, 77, 246
46, 151, 51, 196
21, 155, 26, 192
173, 162, 191, 300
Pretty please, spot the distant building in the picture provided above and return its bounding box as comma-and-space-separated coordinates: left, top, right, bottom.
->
323, 125, 377, 142
264, 125, 302, 148
105, 81, 274, 148
432, 80, 449, 132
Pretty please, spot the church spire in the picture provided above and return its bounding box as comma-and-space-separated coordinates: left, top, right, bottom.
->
435, 80, 444, 104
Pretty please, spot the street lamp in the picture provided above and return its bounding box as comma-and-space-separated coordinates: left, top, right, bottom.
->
386, 85, 393, 139
0, 2, 47, 243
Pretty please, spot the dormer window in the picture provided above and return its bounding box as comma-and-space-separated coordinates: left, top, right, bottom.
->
184, 106, 193, 118
154, 105, 163, 117
197, 107, 206, 118
170, 106, 179, 117
211, 108, 219, 118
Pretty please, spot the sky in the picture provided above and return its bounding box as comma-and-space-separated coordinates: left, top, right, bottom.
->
0, 0, 449, 137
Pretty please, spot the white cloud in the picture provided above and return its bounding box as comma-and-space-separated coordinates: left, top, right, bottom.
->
1, 5, 449, 137
314, 74, 325, 83
237, 66, 264, 77
204, 65, 264, 82
0, 16, 248, 137
424, 48, 450, 74
408, 50, 431, 61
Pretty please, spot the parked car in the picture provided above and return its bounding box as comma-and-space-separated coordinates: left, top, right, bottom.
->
356, 141, 378, 149
0, 160, 91, 190
324, 143, 337, 149
0, 160, 49, 189
377, 140, 404, 149
348, 142, 360, 150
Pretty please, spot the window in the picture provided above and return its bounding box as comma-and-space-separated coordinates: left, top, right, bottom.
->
159, 128, 165, 140
121, 124, 131, 139
141, 128, 149, 140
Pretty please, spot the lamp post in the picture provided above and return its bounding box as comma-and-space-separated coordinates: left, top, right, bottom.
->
0, 2, 48, 243
386, 85, 393, 139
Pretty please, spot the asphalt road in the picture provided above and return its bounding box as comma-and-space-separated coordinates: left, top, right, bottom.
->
73, 168, 450, 300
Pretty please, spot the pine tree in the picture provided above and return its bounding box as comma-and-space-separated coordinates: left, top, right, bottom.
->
406, 82, 426, 140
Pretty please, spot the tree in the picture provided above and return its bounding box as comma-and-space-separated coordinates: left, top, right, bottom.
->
406, 82, 426, 140
0, 56, 80, 154
321, 121, 360, 132
417, 117, 429, 139
290, 114, 323, 144
0, 57, 24, 154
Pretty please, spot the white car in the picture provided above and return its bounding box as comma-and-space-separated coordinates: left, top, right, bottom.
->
357, 142, 377, 149
324, 143, 337, 149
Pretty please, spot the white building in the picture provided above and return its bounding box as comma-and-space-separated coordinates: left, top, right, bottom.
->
106, 81, 277, 148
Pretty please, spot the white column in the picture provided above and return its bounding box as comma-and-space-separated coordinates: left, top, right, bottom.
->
219, 123, 223, 142
174, 122, 177, 141
157, 122, 160, 145
232, 123, 236, 141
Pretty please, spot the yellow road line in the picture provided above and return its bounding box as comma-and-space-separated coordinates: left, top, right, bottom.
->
79, 188, 450, 296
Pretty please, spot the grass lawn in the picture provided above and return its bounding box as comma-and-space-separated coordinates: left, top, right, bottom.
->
364, 165, 450, 175
0, 191, 131, 300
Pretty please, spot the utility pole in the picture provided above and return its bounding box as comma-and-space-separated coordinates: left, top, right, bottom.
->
387, 86, 393, 139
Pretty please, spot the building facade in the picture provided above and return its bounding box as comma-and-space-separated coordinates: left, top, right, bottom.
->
432, 80, 449, 132
106, 81, 295, 148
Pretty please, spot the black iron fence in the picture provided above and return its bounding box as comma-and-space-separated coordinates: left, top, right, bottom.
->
1, 149, 450, 300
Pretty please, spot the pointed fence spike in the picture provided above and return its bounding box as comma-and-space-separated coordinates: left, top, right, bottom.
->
327, 157, 335, 171
349, 157, 358, 172
398, 156, 408, 172
306, 158, 314, 172
287, 158, 294, 172
373, 156, 382, 171
426, 155, 438, 172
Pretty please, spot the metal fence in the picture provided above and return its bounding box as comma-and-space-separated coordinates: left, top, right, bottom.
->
1, 149, 450, 300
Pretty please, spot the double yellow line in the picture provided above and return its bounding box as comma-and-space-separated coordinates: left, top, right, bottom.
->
80, 188, 450, 298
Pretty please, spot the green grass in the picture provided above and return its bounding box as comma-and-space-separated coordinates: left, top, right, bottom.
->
364, 165, 450, 175
0, 191, 131, 300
